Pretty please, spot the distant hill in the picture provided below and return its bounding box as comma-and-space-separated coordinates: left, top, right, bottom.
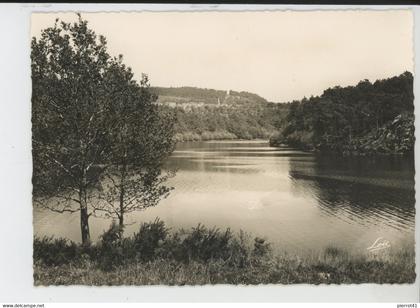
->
151, 86, 287, 142
151, 86, 268, 107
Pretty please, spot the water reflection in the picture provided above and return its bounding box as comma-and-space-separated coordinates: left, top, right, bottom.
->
34, 140, 415, 253
288, 153, 415, 232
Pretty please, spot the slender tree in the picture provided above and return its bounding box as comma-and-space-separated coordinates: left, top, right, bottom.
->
32, 15, 133, 245
92, 63, 176, 231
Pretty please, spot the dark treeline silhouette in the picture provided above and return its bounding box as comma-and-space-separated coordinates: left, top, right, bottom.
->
271, 72, 414, 155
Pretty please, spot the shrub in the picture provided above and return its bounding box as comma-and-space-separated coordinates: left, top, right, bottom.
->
269, 132, 283, 147
97, 222, 124, 270
224, 230, 252, 268
33, 237, 80, 266
285, 130, 314, 150
134, 218, 169, 261
34, 220, 275, 271
324, 246, 343, 258
252, 237, 271, 257
179, 224, 233, 262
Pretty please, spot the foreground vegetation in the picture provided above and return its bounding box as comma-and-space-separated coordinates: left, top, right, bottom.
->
270, 72, 414, 155
34, 220, 415, 285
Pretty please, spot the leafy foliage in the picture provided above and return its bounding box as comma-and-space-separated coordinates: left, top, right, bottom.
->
271, 72, 414, 155
32, 15, 175, 244
92, 73, 176, 228
33, 237, 80, 266
160, 103, 287, 141
152, 87, 268, 105
177, 224, 234, 262
345, 113, 414, 155
34, 220, 271, 270
151, 86, 288, 141
133, 218, 169, 261
32, 15, 121, 244
34, 225, 415, 285
97, 222, 124, 270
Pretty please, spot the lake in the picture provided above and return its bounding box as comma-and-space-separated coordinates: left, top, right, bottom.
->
33, 140, 415, 254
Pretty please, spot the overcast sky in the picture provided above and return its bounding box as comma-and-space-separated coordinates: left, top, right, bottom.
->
31, 11, 413, 102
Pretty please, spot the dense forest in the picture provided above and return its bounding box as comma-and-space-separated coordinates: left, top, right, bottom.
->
270, 72, 415, 155
152, 87, 288, 141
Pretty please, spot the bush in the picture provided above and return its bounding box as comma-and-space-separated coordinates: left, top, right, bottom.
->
253, 237, 271, 257
34, 220, 273, 271
269, 132, 283, 146
223, 230, 253, 268
33, 237, 80, 266
97, 222, 124, 270
285, 130, 314, 150
134, 218, 169, 261
33, 221, 416, 285
179, 224, 233, 262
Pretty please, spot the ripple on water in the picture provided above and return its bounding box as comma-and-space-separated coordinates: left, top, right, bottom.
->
34, 141, 415, 253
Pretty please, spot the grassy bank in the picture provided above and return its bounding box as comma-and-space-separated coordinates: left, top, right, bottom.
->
33, 220, 415, 285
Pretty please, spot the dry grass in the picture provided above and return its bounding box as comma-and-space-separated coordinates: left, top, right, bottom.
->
34, 246, 415, 286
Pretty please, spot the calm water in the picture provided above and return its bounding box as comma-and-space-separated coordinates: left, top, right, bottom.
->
34, 140, 415, 253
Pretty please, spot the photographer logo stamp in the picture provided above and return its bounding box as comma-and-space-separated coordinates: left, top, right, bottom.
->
367, 237, 391, 252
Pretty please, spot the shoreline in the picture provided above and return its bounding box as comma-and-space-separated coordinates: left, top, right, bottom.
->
33, 221, 415, 286
176, 138, 269, 144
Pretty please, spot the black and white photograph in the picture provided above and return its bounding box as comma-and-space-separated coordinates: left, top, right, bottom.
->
27, 9, 416, 287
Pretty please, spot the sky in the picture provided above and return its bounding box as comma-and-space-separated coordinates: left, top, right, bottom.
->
31, 10, 413, 102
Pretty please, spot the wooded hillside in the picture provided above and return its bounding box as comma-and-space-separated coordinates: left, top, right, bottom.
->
270, 72, 414, 155
152, 87, 288, 141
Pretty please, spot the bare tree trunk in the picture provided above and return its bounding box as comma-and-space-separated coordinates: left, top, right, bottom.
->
119, 177, 125, 229
119, 213, 124, 229
80, 191, 90, 246
79, 166, 90, 246
119, 154, 127, 231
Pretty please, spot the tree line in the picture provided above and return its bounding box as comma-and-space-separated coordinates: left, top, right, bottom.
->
271, 72, 414, 155
32, 15, 175, 246
152, 86, 287, 142
152, 86, 269, 105
164, 103, 287, 142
